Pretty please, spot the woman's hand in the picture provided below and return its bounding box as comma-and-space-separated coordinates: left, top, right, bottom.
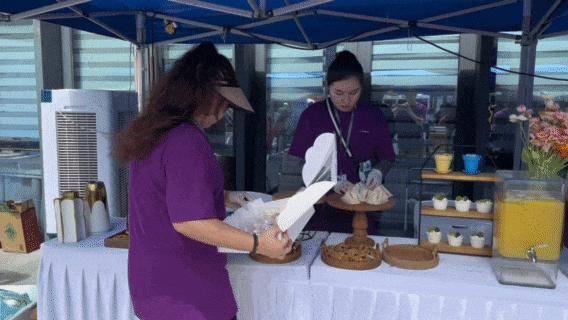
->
257, 226, 292, 259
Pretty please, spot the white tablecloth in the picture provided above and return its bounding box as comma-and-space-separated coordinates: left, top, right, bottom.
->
228, 231, 329, 320
38, 218, 137, 320
37, 218, 329, 320
38, 221, 568, 320
309, 233, 568, 320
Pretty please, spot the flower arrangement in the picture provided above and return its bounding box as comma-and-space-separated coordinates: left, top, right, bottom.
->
509, 97, 568, 178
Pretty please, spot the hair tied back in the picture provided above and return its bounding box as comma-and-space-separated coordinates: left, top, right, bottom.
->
191, 42, 218, 59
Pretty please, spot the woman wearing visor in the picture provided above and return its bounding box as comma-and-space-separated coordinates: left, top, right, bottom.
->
116, 43, 291, 320
289, 50, 395, 234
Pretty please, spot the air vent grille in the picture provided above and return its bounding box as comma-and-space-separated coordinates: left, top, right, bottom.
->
56, 112, 98, 197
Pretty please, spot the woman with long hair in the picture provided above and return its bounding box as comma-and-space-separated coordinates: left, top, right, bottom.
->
116, 42, 291, 320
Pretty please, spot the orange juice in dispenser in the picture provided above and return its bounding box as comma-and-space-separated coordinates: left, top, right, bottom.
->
492, 170, 566, 289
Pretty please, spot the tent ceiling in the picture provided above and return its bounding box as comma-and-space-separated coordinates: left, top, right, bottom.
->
1, 0, 567, 47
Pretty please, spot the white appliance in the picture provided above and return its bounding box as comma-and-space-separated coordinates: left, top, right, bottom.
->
41, 89, 138, 234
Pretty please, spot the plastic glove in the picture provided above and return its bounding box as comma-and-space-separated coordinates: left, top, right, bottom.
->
365, 169, 383, 189
226, 191, 250, 208
333, 175, 352, 194
358, 160, 373, 183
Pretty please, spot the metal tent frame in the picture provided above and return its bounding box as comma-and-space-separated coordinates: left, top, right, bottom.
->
1, 0, 567, 168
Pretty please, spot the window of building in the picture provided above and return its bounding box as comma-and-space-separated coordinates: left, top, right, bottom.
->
265, 45, 324, 192
370, 35, 460, 233
492, 35, 568, 168
72, 30, 135, 90
0, 21, 38, 139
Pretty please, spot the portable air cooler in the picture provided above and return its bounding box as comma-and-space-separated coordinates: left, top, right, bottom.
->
40, 89, 138, 234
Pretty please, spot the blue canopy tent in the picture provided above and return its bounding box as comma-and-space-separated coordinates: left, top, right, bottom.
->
1, 0, 567, 46
1, 0, 568, 167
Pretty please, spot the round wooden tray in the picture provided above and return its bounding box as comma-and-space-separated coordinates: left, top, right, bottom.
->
321, 242, 382, 270
325, 193, 396, 212
249, 242, 302, 264
382, 239, 439, 270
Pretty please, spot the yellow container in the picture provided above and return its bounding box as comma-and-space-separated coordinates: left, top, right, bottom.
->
495, 199, 564, 261
434, 153, 453, 173
492, 170, 566, 288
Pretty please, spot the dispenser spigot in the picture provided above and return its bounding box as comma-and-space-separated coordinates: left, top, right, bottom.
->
526, 244, 549, 264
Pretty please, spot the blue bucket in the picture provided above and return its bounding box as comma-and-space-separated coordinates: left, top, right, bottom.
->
463, 154, 482, 175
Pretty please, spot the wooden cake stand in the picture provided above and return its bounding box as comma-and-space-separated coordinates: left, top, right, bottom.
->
321, 194, 396, 270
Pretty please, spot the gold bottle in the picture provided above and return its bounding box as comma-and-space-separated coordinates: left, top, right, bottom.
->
84, 181, 111, 234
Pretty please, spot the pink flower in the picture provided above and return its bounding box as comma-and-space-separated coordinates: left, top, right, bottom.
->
517, 105, 527, 113
535, 131, 548, 140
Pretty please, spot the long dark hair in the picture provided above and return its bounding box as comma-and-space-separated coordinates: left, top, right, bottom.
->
115, 42, 235, 164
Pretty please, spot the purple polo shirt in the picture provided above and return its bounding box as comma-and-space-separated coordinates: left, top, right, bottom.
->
290, 101, 395, 183
128, 123, 236, 320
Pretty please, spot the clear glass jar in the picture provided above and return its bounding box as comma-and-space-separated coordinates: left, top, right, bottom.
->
492, 170, 566, 289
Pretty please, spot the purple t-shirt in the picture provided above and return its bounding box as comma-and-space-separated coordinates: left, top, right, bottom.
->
290, 101, 395, 183
128, 123, 236, 320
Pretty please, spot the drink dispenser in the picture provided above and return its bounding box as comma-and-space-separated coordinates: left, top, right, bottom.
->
492, 170, 566, 288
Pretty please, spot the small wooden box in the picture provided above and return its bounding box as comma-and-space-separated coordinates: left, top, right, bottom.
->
0, 200, 44, 253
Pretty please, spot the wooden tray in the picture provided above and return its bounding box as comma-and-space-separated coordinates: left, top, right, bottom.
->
249, 242, 302, 264
421, 205, 493, 220
321, 242, 382, 270
325, 193, 396, 212
420, 240, 492, 257
104, 230, 129, 249
382, 239, 439, 270
421, 170, 497, 183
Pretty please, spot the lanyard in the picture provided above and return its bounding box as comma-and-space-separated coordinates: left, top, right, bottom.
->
326, 98, 355, 159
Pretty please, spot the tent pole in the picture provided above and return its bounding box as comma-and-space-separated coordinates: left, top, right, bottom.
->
247, 0, 261, 17
36, 11, 132, 20
135, 12, 148, 111
540, 30, 568, 39
168, 0, 253, 18
422, 0, 517, 22
155, 30, 222, 46
10, 0, 91, 21
514, 0, 537, 170
55, 0, 133, 42
147, 12, 253, 40
271, 0, 333, 16
284, 0, 312, 47
531, 0, 564, 38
